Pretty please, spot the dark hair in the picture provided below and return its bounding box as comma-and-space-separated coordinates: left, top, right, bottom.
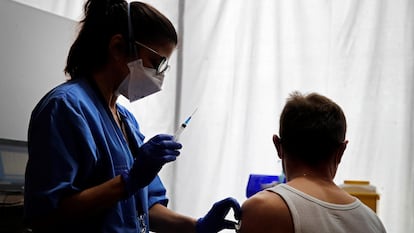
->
279, 91, 347, 166
65, 0, 178, 79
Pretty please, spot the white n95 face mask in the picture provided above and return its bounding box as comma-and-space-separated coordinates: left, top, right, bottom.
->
117, 59, 165, 102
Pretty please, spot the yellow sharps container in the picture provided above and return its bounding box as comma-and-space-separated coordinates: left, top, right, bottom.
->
340, 180, 380, 212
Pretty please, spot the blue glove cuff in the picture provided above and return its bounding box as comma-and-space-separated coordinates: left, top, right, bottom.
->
120, 170, 135, 198
195, 218, 205, 233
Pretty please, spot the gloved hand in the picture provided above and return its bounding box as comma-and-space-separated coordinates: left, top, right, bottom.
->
196, 197, 241, 233
122, 134, 182, 197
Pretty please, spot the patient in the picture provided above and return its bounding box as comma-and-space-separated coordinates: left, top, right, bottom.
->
238, 91, 386, 233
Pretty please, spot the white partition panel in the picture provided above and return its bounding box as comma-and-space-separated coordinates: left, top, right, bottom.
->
0, 0, 76, 141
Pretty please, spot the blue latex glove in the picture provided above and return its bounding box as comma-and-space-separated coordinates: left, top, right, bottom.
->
122, 134, 182, 196
196, 197, 241, 233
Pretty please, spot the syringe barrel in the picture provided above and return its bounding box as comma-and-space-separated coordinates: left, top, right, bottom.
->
173, 124, 187, 141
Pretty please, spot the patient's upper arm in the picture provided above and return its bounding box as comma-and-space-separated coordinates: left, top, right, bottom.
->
238, 190, 293, 233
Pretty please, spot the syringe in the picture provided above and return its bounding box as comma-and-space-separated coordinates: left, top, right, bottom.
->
173, 108, 198, 141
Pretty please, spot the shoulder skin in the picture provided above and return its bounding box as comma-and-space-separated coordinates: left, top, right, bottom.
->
239, 190, 294, 233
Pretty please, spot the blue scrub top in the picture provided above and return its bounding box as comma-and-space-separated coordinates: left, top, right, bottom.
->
24, 78, 168, 233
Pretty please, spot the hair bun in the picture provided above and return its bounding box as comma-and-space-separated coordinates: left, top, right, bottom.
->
84, 0, 126, 17
109, 0, 126, 4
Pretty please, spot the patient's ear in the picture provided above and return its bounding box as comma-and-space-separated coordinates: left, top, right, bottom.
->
335, 140, 348, 165
273, 135, 283, 159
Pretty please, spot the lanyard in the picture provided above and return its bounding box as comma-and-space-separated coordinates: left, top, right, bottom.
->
118, 112, 148, 233
86, 78, 148, 232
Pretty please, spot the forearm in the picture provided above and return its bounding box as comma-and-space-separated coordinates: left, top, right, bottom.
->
59, 175, 126, 215
149, 203, 197, 233
31, 175, 126, 229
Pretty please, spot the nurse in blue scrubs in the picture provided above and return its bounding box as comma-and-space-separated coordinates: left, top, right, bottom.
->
24, 1, 240, 232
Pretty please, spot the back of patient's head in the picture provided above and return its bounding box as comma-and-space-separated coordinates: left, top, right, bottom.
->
279, 91, 347, 166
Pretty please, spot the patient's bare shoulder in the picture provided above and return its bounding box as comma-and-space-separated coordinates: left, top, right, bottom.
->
239, 189, 293, 233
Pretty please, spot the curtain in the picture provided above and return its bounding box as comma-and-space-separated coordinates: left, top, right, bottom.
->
170, 0, 413, 232
13, 0, 413, 232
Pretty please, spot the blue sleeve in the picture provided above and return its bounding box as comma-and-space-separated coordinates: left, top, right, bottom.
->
147, 176, 168, 208
25, 94, 98, 219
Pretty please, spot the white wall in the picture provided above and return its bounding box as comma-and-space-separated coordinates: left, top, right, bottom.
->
0, 1, 76, 141
12, 0, 85, 21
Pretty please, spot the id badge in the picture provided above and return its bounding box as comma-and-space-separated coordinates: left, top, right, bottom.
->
138, 214, 147, 233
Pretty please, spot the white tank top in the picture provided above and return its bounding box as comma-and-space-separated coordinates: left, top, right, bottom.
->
267, 184, 386, 233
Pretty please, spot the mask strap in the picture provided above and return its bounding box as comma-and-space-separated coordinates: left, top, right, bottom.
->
127, 2, 137, 57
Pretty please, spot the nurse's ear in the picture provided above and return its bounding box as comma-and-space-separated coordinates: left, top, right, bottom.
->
108, 34, 128, 62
